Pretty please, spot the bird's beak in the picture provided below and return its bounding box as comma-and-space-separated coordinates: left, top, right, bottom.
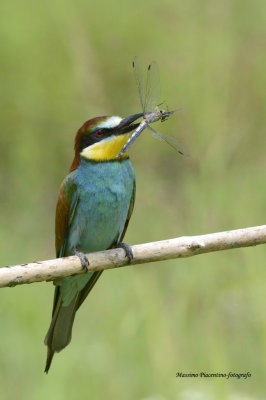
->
115, 113, 143, 135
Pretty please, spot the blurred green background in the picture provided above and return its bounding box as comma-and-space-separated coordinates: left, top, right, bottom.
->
0, 0, 266, 399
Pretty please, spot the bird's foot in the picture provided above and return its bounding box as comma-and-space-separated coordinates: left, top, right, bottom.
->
72, 247, 89, 272
117, 242, 134, 264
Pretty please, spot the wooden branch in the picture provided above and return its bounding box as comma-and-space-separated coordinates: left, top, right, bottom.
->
1, 225, 265, 288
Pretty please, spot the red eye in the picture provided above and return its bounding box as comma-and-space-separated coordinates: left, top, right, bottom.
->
95, 130, 104, 137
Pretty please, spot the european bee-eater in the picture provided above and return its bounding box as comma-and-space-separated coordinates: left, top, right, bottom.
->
44, 113, 142, 373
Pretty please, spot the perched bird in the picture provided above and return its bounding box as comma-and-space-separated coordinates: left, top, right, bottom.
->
44, 113, 142, 373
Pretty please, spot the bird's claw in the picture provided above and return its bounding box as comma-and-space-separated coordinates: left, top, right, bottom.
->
118, 242, 134, 264
72, 247, 89, 272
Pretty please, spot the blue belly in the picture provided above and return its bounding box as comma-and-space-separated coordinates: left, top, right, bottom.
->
66, 158, 135, 255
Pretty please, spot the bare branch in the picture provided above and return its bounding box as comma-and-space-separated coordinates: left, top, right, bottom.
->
1, 225, 265, 288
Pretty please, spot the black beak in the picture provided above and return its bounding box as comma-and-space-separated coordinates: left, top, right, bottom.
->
116, 113, 143, 135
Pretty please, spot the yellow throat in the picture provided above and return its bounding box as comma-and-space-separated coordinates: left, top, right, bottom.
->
80, 133, 131, 161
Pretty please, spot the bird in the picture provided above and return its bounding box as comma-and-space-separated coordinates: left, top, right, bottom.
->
44, 113, 142, 373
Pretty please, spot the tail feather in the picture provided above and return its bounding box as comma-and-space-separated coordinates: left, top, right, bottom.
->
44, 347, 55, 373
44, 271, 102, 373
44, 294, 78, 373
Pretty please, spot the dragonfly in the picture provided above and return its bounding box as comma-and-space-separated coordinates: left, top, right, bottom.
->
117, 57, 186, 158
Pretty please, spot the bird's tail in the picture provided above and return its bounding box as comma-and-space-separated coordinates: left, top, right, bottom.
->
44, 271, 102, 373
44, 292, 78, 373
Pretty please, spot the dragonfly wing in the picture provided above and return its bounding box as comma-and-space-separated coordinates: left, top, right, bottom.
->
148, 125, 164, 142
147, 126, 188, 156
133, 56, 146, 113
145, 61, 161, 113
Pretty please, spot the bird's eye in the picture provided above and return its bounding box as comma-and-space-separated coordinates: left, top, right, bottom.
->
95, 130, 104, 137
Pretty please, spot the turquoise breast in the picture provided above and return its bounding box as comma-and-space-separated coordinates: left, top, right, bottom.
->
65, 157, 135, 256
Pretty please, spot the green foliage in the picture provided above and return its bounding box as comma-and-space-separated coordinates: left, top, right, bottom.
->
0, 0, 266, 398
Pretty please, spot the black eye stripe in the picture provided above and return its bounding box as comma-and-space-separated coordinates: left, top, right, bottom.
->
79, 128, 113, 151
79, 134, 96, 151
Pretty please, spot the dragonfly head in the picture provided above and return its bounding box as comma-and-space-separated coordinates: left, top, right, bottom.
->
159, 108, 175, 122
